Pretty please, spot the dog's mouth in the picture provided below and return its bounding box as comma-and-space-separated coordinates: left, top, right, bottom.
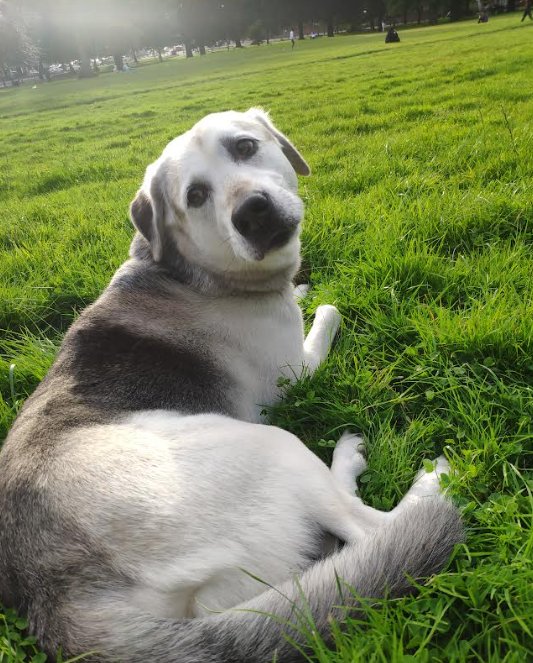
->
249, 226, 297, 261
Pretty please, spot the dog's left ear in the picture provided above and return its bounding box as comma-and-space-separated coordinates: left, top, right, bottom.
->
246, 108, 311, 176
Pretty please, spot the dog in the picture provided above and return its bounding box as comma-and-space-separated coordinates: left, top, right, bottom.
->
0, 109, 463, 662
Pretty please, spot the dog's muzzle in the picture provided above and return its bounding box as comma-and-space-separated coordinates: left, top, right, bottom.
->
231, 193, 298, 260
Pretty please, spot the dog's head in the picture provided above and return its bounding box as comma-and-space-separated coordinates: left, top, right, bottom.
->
129, 108, 310, 288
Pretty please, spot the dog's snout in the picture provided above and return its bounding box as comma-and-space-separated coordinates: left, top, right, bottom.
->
247, 193, 270, 215
232, 193, 296, 259
232, 193, 271, 236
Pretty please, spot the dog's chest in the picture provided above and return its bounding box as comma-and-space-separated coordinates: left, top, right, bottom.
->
209, 295, 305, 421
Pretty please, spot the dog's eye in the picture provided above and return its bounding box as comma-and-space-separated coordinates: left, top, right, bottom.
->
235, 138, 257, 159
187, 185, 209, 208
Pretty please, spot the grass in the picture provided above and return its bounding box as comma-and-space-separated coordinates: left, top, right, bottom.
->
1, 12, 533, 662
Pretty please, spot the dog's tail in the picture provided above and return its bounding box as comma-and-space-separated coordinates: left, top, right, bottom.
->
68, 498, 463, 663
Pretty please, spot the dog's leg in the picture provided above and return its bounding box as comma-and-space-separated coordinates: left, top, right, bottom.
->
391, 456, 450, 517
330, 430, 451, 532
303, 305, 341, 374
330, 431, 394, 530
331, 430, 367, 494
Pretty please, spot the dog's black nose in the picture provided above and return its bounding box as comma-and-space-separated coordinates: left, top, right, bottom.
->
232, 193, 296, 259
232, 193, 272, 237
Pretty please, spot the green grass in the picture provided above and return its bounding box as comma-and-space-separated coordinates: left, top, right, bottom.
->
1, 13, 533, 662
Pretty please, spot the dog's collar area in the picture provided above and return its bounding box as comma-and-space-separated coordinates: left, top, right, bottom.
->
129, 232, 300, 296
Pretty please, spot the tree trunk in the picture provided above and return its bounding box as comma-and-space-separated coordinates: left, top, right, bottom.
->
298, 20, 304, 39
38, 60, 51, 82
370, 17, 376, 30
76, 30, 95, 78
132, 48, 138, 64
235, 37, 243, 47
327, 13, 334, 36
199, 44, 206, 55
507, 0, 516, 10
403, 9, 408, 23
417, 5, 423, 22
449, 0, 462, 21
77, 39, 95, 78
157, 47, 163, 62
184, 40, 193, 58
113, 54, 124, 71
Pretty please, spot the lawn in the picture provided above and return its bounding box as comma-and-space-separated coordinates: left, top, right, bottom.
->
1, 13, 533, 662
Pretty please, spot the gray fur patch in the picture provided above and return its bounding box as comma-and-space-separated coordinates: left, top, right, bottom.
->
51, 499, 463, 662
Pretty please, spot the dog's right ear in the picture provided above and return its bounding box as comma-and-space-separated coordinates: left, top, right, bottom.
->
129, 168, 166, 262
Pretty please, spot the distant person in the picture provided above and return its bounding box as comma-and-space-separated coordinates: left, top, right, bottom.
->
290, 29, 295, 49
385, 26, 400, 43
478, 8, 489, 22
382, 20, 386, 31
522, 0, 532, 21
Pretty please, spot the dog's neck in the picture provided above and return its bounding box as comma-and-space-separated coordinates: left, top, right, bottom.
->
128, 233, 299, 296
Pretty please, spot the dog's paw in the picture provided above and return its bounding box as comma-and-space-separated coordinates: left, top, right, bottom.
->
333, 431, 367, 478
294, 284, 310, 303
315, 305, 341, 339
409, 456, 451, 498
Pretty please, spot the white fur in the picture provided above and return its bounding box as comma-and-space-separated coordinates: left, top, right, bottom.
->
53, 110, 451, 628
140, 109, 304, 276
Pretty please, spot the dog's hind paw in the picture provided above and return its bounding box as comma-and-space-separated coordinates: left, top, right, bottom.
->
409, 455, 451, 499
333, 431, 367, 482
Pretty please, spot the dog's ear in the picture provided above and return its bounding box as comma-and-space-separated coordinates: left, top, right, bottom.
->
246, 107, 311, 177
130, 166, 167, 262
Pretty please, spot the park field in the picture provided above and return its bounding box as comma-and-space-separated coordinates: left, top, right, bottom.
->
1, 13, 533, 662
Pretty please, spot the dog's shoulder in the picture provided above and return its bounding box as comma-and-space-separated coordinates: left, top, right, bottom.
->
4, 261, 239, 459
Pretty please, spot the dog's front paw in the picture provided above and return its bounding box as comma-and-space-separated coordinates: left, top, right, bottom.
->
315, 305, 341, 339
294, 283, 311, 303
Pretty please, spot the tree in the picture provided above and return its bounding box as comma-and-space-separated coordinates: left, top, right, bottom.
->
30, 4, 79, 79
177, 0, 201, 57
386, 0, 421, 24
248, 18, 266, 44
221, 0, 256, 47
0, 1, 35, 84
286, 0, 308, 39
258, 0, 283, 43
16, 0, 97, 76
317, 0, 351, 37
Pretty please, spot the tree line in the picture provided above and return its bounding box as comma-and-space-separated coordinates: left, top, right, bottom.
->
0, 0, 514, 83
